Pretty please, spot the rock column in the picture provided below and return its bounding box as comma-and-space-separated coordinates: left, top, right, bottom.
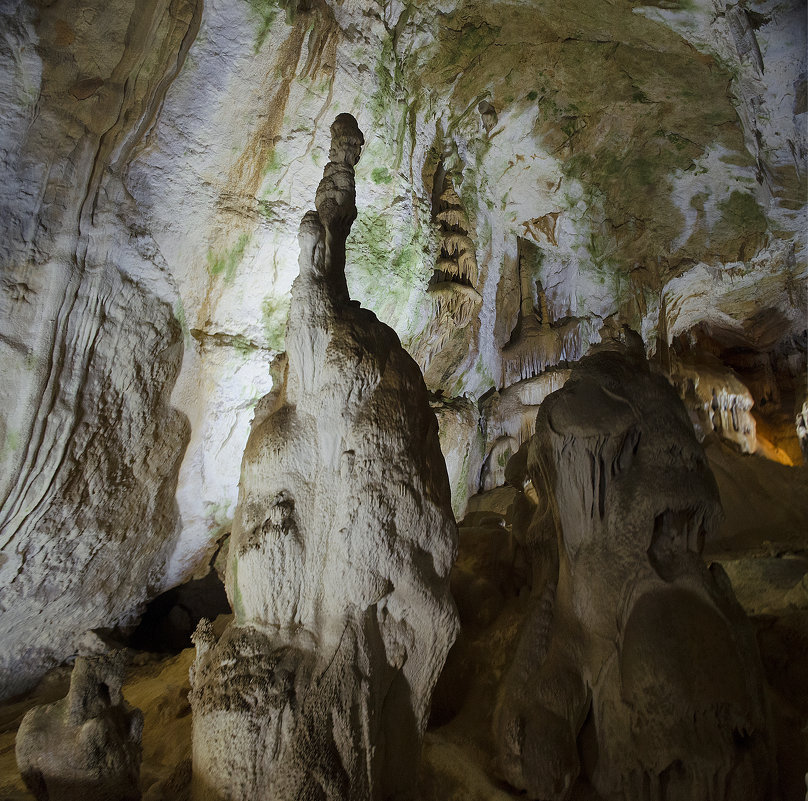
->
494, 344, 773, 801
189, 114, 458, 801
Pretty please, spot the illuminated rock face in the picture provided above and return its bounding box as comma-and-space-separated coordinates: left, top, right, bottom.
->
672, 355, 758, 453
0, 0, 804, 705
494, 345, 773, 801
189, 115, 458, 801
0, 0, 195, 699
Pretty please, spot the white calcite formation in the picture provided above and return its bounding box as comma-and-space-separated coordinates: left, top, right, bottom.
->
672, 355, 758, 453
501, 241, 585, 390
479, 368, 571, 492
0, 0, 805, 704
16, 652, 143, 801
189, 115, 458, 801
494, 344, 773, 801
797, 398, 808, 463
0, 0, 194, 698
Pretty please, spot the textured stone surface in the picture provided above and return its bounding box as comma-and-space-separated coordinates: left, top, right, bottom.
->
0, 0, 805, 699
16, 653, 143, 801
431, 394, 484, 520
493, 345, 773, 800
0, 0, 196, 698
189, 115, 457, 801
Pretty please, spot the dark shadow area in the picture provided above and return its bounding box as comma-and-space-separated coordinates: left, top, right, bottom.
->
129, 570, 230, 653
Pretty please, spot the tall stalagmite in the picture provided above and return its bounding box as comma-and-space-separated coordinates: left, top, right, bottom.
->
494, 341, 773, 801
189, 114, 458, 801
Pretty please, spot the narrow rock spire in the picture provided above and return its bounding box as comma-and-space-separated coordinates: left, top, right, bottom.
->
189, 115, 457, 801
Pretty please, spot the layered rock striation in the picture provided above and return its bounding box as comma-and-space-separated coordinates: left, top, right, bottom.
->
189, 114, 458, 801
0, 0, 195, 698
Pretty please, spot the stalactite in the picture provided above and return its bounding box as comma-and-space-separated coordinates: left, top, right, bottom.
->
502, 238, 586, 389
436, 207, 470, 230
421, 172, 482, 351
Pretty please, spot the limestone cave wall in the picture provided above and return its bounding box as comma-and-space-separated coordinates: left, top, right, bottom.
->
0, 2, 805, 795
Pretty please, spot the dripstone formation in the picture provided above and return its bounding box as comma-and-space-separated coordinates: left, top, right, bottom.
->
15, 652, 143, 801
189, 114, 458, 801
494, 342, 773, 800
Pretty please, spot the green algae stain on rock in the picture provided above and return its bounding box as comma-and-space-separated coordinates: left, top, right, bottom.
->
231, 335, 256, 358
405, 0, 755, 285
370, 33, 407, 156
262, 147, 282, 177
425, 19, 501, 88
262, 294, 290, 351
718, 190, 767, 232
371, 166, 393, 184
346, 209, 432, 333
247, 0, 281, 52
2, 429, 20, 459
173, 298, 191, 346
247, 0, 302, 51
712, 190, 767, 261
207, 233, 251, 284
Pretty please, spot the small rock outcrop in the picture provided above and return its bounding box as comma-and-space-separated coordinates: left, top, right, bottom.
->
16, 652, 143, 801
189, 114, 458, 801
494, 344, 773, 800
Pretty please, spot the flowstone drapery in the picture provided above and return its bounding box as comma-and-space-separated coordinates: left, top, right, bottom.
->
494, 342, 773, 801
189, 114, 458, 801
